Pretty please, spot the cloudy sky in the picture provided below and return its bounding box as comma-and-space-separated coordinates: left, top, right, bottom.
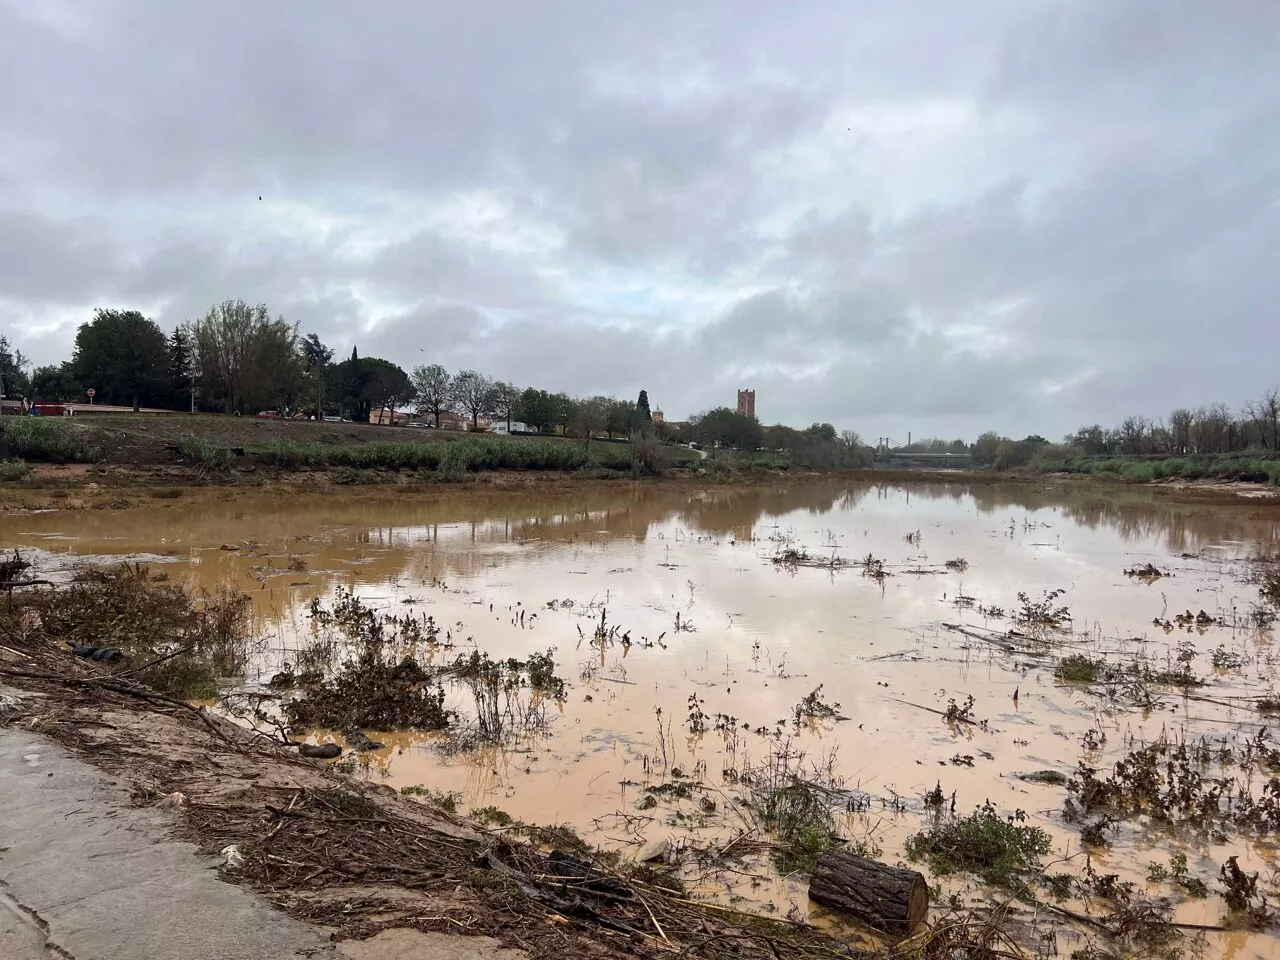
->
2, 1, 1276, 440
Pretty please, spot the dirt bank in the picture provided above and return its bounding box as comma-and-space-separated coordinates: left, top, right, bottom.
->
2, 463, 1276, 519
4, 414, 1276, 507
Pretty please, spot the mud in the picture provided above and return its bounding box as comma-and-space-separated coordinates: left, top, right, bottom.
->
4, 479, 1280, 957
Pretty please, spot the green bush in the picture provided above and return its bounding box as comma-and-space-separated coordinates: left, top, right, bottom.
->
1031, 452, 1280, 487
247, 434, 697, 476
628, 432, 668, 476
0, 459, 30, 481
176, 434, 233, 471
906, 802, 1052, 887
262, 440, 331, 469
1055, 654, 1106, 683
0, 419, 100, 463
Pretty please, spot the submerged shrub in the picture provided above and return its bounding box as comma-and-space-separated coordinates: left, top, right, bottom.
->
1055, 655, 1105, 683
26, 564, 251, 698
905, 802, 1052, 887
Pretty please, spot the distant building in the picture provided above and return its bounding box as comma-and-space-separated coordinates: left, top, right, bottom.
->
736, 389, 756, 419
369, 408, 411, 426
652, 408, 664, 424
490, 421, 534, 435
436, 411, 469, 431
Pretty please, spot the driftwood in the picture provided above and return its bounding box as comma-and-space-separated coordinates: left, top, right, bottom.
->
808, 850, 928, 934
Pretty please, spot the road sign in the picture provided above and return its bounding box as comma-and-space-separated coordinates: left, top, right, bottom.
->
87, 388, 95, 397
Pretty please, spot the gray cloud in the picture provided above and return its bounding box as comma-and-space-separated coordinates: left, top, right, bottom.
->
2, 0, 1278, 441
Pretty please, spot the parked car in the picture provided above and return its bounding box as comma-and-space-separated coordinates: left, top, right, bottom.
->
406, 422, 428, 429
256, 410, 281, 419
323, 415, 342, 422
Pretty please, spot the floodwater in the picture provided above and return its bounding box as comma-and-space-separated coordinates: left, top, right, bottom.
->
5, 479, 1280, 955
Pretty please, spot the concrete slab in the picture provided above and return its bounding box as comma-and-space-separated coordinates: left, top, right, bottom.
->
0, 725, 338, 960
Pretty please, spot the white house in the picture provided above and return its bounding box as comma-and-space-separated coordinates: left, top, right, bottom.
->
489, 421, 534, 435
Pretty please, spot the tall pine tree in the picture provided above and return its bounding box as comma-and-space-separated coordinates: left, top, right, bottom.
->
167, 327, 193, 411
635, 389, 652, 431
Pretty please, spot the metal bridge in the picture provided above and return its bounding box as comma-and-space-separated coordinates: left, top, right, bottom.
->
872, 438, 972, 466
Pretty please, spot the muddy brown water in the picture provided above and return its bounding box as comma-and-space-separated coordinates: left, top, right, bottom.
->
5, 479, 1280, 955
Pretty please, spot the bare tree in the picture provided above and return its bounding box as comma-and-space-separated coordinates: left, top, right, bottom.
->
1168, 409, 1193, 455
1192, 403, 1233, 453
1245, 388, 1280, 451
450, 369, 494, 430
569, 396, 609, 449
1265, 387, 1280, 451
410, 364, 452, 427
840, 429, 873, 467
488, 380, 520, 431
1118, 416, 1150, 454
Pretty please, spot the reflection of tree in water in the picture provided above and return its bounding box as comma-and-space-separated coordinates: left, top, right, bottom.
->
20, 482, 1277, 606
901, 481, 1280, 555
669, 484, 866, 536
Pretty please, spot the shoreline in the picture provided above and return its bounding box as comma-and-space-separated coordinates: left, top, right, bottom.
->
0, 648, 869, 960
2, 461, 1277, 514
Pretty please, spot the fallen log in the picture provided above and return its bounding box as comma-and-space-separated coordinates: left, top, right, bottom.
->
808, 850, 928, 934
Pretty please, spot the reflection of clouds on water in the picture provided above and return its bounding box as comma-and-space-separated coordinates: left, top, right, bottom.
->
5, 482, 1277, 612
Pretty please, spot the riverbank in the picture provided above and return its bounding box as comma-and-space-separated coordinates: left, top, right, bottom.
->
3, 416, 1280, 507
0, 643, 875, 960
1, 463, 1276, 519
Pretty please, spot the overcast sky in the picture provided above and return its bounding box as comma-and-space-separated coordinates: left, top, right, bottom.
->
1, 1, 1276, 440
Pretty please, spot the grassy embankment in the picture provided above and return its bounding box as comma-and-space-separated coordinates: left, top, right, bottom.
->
0, 415, 699, 480
1029, 451, 1280, 486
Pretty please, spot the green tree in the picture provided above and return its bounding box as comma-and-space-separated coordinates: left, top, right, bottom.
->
804, 422, 838, 442
972, 431, 1003, 467
410, 364, 452, 428
514, 387, 554, 433
194, 300, 301, 414
0, 335, 30, 398
72, 309, 168, 411
605, 398, 636, 438
29, 364, 81, 402
167, 326, 194, 411
1065, 425, 1109, 455
550, 393, 574, 434
301, 334, 333, 417
692, 408, 763, 452
362, 358, 414, 422
331, 346, 371, 420
635, 390, 652, 430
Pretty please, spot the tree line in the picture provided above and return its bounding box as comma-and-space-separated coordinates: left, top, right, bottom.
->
1, 304, 662, 438
682, 407, 874, 469
973, 389, 1280, 469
